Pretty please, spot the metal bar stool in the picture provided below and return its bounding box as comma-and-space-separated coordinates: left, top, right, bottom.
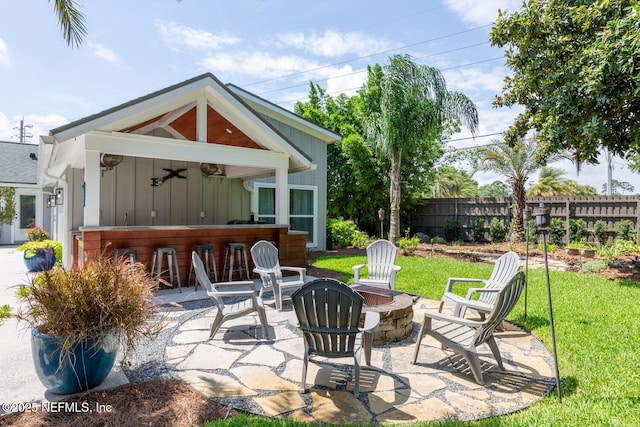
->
223, 242, 250, 281
188, 244, 218, 290
150, 246, 181, 292
113, 248, 137, 265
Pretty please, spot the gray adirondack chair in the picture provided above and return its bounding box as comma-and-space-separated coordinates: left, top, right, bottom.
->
439, 251, 520, 319
353, 239, 401, 289
251, 240, 307, 311
292, 278, 380, 398
192, 251, 270, 340
413, 271, 525, 384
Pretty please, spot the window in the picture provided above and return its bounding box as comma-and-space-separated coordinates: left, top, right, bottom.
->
255, 183, 317, 248
20, 195, 36, 229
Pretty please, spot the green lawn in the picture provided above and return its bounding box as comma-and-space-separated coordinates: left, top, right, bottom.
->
209, 254, 640, 427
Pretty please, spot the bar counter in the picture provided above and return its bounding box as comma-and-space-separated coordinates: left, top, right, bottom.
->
74, 225, 308, 284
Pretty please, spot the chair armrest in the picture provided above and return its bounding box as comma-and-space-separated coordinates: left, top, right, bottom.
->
280, 266, 307, 281
360, 311, 380, 333
388, 266, 402, 289
212, 280, 258, 292
452, 298, 493, 314
464, 287, 500, 300
444, 277, 486, 293
353, 264, 366, 282
424, 309, 484, 327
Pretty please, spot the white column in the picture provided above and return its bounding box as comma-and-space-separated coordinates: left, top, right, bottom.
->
197, 95, 207, 142
274, 166, 289, 225
84, 150, 101, 227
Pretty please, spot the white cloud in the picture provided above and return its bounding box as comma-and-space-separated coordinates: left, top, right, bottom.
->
277, 29, 392, 57
87, 42, 119, 62
442, 0, 522, 26
0, 112, 12, 139
200, 51, 325, 79
0, 38, 10, 66
325, 65, 367, 97
154, 20, 240, 50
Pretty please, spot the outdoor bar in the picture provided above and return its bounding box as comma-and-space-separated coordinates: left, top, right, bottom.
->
73, 224, 307, 278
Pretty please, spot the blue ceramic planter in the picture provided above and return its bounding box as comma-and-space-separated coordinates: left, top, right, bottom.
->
23, 250, 55, 272
31, 328, 118, 395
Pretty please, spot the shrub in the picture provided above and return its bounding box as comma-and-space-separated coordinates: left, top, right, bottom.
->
525, 218, 538, 243
26, 226, 50, 242
327, 218, 370, 249
443, 219, 463, 242
581, 260, 608, 273
471, 219, 485, 242
431, 236, 446, 244
593, 220, 608, 245
489, 217, 506, 243
398, 236, 420, 255
614, 219, 637, 242
549, 218, 565, 246
569, 218, 587, 243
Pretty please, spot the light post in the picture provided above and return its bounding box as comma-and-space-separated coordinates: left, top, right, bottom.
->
523, 206, 533, 320
533, 203, 562, 403
378, 208, 385, 239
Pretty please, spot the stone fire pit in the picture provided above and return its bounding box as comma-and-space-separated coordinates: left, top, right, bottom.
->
354, 286, 414, 345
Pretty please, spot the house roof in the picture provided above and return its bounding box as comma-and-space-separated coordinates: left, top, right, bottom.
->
0, 140, 38, 185
44, 73, 337, 181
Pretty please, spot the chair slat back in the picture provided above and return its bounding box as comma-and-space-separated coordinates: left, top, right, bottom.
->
366, 239, 398, 281
251, 240, 283, 281
474, 271, 525, 346
480, 251, 521, 306
292, 279, 364, 357
192, 251, 224, 310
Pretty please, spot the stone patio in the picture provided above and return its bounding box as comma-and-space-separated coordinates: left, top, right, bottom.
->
161, 294, 556, 425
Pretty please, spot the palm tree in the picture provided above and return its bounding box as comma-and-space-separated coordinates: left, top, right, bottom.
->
528, 167, 570, 196
429, 167, 478, 198
50, 0, 87, 48
471, 137, 555, 241
365, 54, 478, 242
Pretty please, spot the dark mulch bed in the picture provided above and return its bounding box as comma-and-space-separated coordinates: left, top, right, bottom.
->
0, 379, 238, 427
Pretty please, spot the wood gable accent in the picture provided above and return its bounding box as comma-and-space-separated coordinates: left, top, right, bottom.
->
120, 104, 263, 150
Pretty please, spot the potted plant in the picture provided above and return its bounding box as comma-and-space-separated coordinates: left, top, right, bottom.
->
566, 240, 586, 256
15, 226, 61, 272
12, 255, 162, 394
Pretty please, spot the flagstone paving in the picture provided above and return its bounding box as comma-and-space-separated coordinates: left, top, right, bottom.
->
161, 296, 555, 425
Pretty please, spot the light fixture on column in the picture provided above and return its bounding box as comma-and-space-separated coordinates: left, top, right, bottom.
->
55, 188, 64, 205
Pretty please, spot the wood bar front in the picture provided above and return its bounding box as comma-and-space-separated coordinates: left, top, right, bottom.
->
75, 225, 307, 283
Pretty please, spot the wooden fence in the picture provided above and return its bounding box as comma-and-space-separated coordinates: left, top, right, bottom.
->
410, 195, 640, 244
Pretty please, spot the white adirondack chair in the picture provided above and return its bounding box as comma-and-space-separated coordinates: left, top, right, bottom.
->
250, 240, 307, 311
413, 271, 525, 384
353, 239, 401, 289
439, 251, 520, 319
192, 252, 270, 340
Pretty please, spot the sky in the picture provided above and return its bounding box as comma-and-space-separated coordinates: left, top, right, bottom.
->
0, 0, 637, 193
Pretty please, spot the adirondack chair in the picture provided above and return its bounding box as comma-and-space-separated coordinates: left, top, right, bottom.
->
292, 278, 380, 398
413, 271, 525, 384
439, 251, 520, 319
251, 240, 307, 311
192, 252, 270, 340
353, 239, 402, 289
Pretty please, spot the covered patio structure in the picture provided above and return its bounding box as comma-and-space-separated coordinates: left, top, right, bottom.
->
37, 73, 339, 275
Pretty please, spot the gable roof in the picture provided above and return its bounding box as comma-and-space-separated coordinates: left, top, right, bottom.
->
0, 140, 38, 185
47, 73, 333, 174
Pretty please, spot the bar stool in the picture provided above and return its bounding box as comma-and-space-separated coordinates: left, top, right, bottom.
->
223, 242, 250, 281
113, 247, 137, 265
188, 244, 218, 290
151, 246, 181, 292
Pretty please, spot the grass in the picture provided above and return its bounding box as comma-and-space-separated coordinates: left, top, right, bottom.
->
208, 254, 640, 427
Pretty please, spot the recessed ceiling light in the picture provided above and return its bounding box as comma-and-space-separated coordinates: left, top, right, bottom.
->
225, 128, 233, 134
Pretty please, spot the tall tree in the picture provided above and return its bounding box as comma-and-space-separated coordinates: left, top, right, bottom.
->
601, 180, 635, 195
490, 0, 640, 165
470, 138, 554, 241
364, 54, 478, 242
50, 0, 87, 48
477, 180, 511, 198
